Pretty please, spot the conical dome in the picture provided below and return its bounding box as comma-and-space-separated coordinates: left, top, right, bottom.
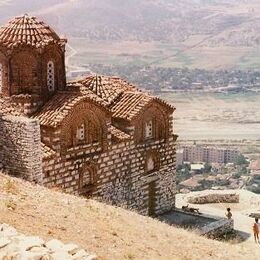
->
0, 14, 66, 49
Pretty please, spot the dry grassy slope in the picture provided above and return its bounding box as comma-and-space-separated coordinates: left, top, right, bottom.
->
1, 0, 260, 46
0, 173, 258, 260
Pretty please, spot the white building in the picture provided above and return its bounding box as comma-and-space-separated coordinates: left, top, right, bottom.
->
182, 145, 239, 164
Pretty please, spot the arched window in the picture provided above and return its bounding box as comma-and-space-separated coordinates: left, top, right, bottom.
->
0, 63, 2, 93
144, 120, 153, 139
79, 163, 96, 196
74, 118, 101, 146
47, 61, 55, 92
147, 156, 155, 172
145, 151, 160, 174
76, 123, 85, 141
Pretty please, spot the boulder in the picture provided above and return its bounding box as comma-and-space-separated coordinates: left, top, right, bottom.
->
45, 239, 65, 251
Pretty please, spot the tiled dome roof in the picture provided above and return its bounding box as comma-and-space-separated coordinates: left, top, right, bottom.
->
0, 14, 66, 49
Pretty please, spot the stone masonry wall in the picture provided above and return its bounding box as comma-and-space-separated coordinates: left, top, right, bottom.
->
199, 219, 234, 238
187, 191, 239, 204
0, 115, 42, 183
42, 134, 176, 216
41, 101, 176, 216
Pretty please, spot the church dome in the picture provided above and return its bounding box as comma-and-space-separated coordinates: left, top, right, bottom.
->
0, 14, 66, 49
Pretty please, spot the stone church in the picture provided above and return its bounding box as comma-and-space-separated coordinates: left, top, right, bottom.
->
0, 15, 177, 216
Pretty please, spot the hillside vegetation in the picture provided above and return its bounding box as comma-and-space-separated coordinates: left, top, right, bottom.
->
0, 172, 258, 260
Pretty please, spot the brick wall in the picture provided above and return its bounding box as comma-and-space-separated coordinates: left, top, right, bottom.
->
42, 128, 177, 216
0, 115, 42, 183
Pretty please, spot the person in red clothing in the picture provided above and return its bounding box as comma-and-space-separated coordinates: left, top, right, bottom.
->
253, 218, 260, 243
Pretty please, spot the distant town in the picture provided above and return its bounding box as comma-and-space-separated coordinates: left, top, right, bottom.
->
68, 65, 260, 93
176, 143, 260, 195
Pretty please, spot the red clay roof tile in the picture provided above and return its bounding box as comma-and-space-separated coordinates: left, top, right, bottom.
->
0, 14, 66, 49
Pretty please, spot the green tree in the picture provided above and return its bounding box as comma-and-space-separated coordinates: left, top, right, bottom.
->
234, 154, 248, 165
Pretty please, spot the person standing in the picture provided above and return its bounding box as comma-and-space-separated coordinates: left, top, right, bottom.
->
253, 218, 260, 243
226, 208, 232, 219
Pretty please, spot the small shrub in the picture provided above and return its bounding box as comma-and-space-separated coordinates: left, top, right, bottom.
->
5, 199, 17, 211
4, 179, 19, 194
124, 252, 135, 259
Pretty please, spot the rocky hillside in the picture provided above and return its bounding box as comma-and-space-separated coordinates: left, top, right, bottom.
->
0, 0, 260, 46
0, 172, 259, 260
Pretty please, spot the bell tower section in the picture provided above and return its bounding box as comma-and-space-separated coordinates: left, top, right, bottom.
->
0, 14, 67, 115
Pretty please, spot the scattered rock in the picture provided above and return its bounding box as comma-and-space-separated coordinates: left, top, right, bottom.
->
51, 251, 72, 260
45, 238, 64, 251
72, 249, 89, 259
63, 243, 80, 255
0, 223, 96, 259
0, 237, 10, 249
18, 236, 44, 251
0, 223, 18, 236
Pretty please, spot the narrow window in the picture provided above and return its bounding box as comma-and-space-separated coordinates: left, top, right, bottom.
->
76, 123, 85, 141
147, 156, 155, 172
145, 151, 160, 174
47, 61, 55, 92
145, 120, 153, 139
0, 63, 2, 93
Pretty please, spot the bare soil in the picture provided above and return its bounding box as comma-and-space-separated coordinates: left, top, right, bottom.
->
0, 173, 259, 259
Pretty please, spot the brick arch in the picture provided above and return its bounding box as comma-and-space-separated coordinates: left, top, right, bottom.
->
134, 103, 169, 143
10, 49, 38, 95
60, 100, 108, 150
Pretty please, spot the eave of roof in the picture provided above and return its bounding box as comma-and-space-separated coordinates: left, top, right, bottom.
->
33, 91, 111, 128
110, 92, 175, 121
0, 96, 24, 117
110, 125, 130, 142
42, 143, 56, 160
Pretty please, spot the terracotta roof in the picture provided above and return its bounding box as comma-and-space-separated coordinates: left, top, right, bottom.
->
42, 143, 56, 160
72, 75, 140, 106
33, 92, 85, 127
0, 14, 66, 49
33, 91, 109, 127
0, 96, 23, 116
110, 92, 175, 121
70, 75, 175, 121
110, 125, 130, 142
110, 92, 153, 120
33, 74, 174, 127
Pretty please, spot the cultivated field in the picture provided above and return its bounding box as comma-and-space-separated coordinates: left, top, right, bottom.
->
160, 92, 260, 140
68, 39, 260, 70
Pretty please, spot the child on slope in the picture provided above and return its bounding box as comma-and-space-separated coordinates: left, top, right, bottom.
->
253, 218, 260, 243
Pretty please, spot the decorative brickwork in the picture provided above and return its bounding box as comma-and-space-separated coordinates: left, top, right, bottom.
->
0, 15, 178, 216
